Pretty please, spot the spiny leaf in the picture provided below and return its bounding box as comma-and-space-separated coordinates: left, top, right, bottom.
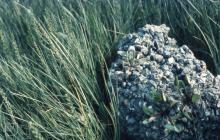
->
143, 106, 154, 116
142, 119, 149, 125
184, 74, 190, 85
164, 124, 182, 133
162, 92, 167, 102
165, 124, 176, 131
182, 111, 192, 120
150, 89, 162, 102
174, 76, 179, 87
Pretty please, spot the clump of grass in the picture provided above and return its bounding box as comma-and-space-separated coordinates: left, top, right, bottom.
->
0, 0, 219, 140
0, 0, 119, 139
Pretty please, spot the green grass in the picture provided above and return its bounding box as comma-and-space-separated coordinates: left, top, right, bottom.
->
0, 0, 219, 139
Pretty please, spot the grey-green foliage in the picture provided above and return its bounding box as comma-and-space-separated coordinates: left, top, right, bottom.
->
0, 0, 119, 139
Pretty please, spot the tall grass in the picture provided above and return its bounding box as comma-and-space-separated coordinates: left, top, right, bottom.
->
0, 0, 219, 140
0, 0, 120, 139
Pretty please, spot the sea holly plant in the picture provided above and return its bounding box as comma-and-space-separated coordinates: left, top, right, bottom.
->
142, 88, 167, 125
141, 78, 203, 135
143, 105, 155, 117
174, 74, 202, 104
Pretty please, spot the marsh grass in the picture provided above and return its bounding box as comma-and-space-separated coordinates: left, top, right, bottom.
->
0, 0, 219, 139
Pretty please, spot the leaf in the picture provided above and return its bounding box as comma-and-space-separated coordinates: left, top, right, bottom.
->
150, 89, 162, 102
175, 124, 184, 133
179, 80, 186, 89
148, 116, 157, 122
182, 111, 192, 120
174, 76, 179, 87
143, 106, 154, 116
164, 124, 181, 133
170, 112, 182, 122
162, 92, 167, 102
153, 93, 163, 102
164, 124, 176, 131
184, 74, 190, 84
192, 94, 201, 103
142, 119, 149, 125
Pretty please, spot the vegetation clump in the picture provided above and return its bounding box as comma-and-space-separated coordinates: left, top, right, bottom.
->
110, 24, 220, 140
